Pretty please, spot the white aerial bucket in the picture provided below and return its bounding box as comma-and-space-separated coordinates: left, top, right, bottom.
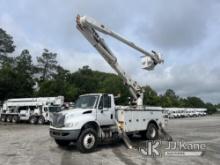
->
141, 56, 155, 70
141, 51, 163, 70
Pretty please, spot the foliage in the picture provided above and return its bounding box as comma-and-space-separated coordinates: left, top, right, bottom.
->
0, 49, 35, 100
143, 86, 160, 106
36, 49, 58, 81
0, 28, 15, 66
0, 27, 218, 113
205, 103, 217, 114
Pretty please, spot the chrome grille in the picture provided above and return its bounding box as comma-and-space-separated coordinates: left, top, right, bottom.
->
51, 113, 65, 128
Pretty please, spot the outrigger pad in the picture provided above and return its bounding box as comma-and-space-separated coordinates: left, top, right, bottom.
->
158, 127, 173, 141
120, 129, 133, 149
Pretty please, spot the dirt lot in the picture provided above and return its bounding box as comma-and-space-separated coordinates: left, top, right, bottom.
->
0, 115, 220, 165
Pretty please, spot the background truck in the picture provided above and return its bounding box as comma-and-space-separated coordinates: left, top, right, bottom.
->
0, 96, 64, 124
50, 15, 169, 153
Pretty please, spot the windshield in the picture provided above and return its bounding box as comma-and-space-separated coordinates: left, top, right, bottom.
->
49, 106, 61, 113
75, 95, 99, 109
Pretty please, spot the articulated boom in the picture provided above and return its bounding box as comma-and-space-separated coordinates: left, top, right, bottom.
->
76, 15, 163, 105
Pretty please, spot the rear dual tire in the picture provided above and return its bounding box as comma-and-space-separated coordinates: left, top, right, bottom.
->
12, 115, 20, 123
29, 116, 45, 124
37, 116, 45, 124
1, 115, 6, 122
6, 115, 12, 122
29, 116, 38, 124
141, 123, 159, 140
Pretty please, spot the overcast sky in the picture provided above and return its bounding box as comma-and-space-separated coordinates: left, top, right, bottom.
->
0, 0, 220, 104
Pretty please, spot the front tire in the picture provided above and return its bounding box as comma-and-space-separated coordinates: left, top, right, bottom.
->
77, 128, 98, 153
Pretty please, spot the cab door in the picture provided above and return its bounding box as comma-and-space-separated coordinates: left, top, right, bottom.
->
96, 94, 115, 126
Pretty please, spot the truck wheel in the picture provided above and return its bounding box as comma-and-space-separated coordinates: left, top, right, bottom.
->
12, 115, 20, 123
38, 116, 45, 124
29, 116, 37, 124
77, 128, 98, 153
6, 115, 12, 122
55, 139, 70, 147
146, 123, 159, 140
1, 115, 6, 122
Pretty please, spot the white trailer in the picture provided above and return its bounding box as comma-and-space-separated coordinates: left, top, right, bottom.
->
50, 15, 170, 153
1, 96, 64, 124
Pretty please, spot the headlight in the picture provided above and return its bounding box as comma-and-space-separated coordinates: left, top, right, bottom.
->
65, 114, 75, 120
64, 121, 79, 128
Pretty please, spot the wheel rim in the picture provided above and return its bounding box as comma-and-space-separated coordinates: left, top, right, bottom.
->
1, 117, 5, 122
30, 118, 35, 124
12, 116, 18, 123
83, 133, 95, 149
38, 118, 43, 124
148, 126, 156, 138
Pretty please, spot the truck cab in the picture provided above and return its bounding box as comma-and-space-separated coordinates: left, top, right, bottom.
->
50, 93, 115, 131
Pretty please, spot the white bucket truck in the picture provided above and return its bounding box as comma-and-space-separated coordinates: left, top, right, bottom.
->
50, 15, 169, 152
50, 93, 167, 152
1, 96, 64, 124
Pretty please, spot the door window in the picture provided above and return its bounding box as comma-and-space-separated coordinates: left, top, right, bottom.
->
99, 95, 111, 109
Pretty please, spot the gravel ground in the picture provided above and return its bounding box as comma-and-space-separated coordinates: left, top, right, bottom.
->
0, 115, 220, 165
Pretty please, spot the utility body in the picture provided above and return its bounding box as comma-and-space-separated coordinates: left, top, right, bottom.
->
1, 96, 64, 124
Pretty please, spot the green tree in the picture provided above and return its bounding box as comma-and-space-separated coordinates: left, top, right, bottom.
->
0, 28, 15, 66
163, 89, 180, 107
16, 49, 34, 74
143, 86, 160, 106
98, 74, 130, 104
69, 66, 99, 94
205, 103, 217, 114
0, 49, 35, 100
164, 89, 177, 98
0, 65, 17, 100
37, 49, 58, 81
36, 65, 78, 101
14, 49, 35, 96
185, 97, 205, 108
36, 80, 79, 101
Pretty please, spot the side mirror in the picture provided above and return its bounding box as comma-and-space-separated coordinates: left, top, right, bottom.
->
98, 104, 103, 110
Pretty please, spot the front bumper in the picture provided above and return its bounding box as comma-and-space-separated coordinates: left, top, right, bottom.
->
50, 128, 80, 140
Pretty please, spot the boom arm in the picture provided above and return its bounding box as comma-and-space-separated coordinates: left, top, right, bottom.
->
76, 15, 163, 105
